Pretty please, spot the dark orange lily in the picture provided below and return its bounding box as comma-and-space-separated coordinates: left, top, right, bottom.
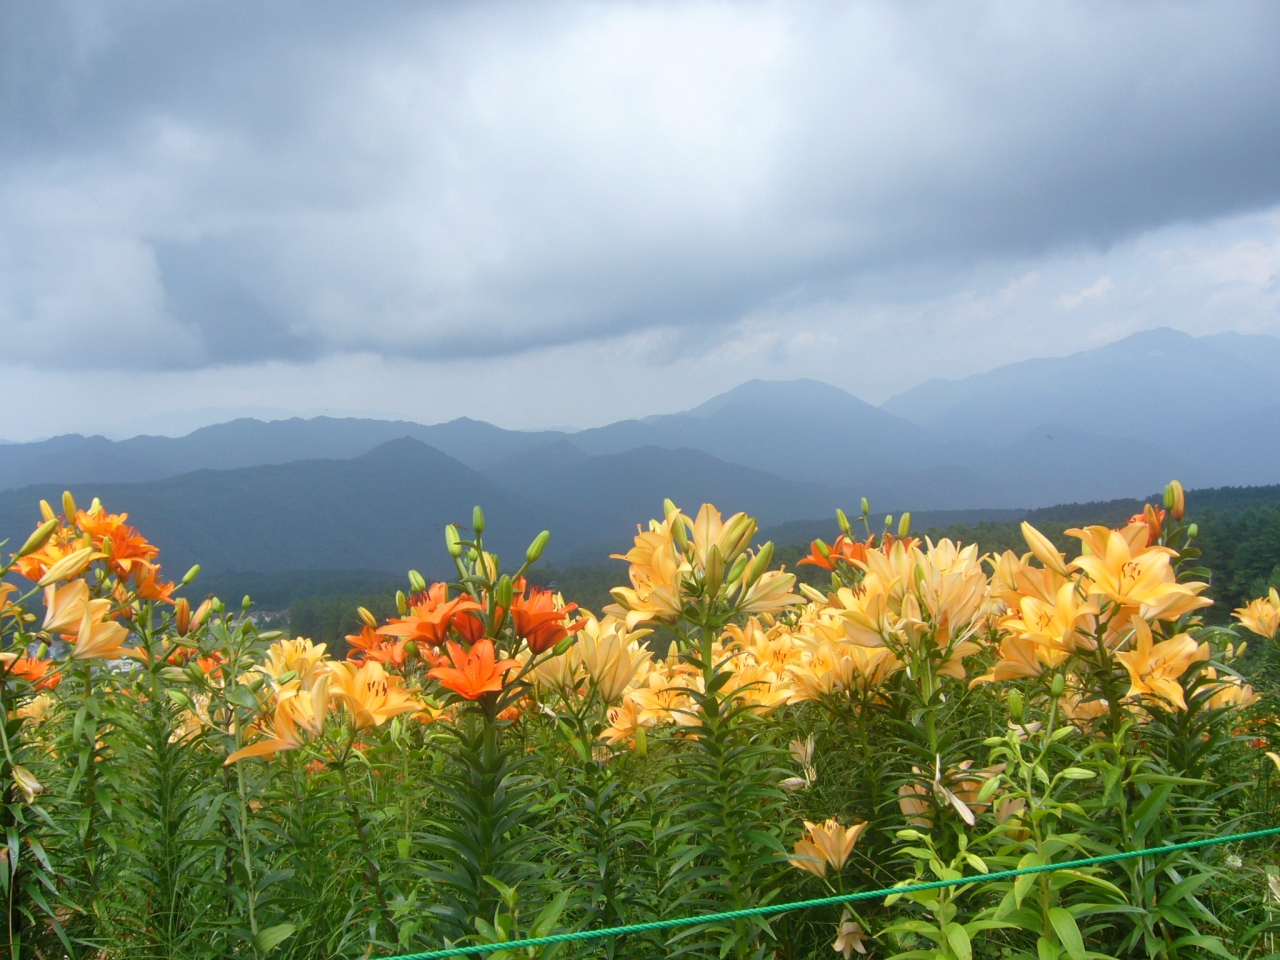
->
379, 585, 482, 647
509, 582, 582, 654
428, 639, 518, 700
798, 535, 871, 570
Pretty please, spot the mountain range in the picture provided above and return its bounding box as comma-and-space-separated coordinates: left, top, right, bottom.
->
0, 326, 1274, 574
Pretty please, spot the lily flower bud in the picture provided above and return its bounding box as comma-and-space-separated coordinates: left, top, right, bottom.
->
1007, 689, 1024, 722
745, 541, 775, 587
472, 505, 485, 536
704, 545, 725, 597
815, 540, 832, 560
898, 512, 912, 537
860, 497, 871, 518
663, 498, 679, 519
551, 635, 575, 657
526, 530, 551, 564
1020, 522, 1069, 577
672, 515, 690, 554
16, 519, 58, 559
1050, 673, 1066, 699
1165, 480, 1185, 521
36, 547, 96, 587
241, 595, 252, 613
495, 575, 514, 610
445, 524, 463, 557
726, 552, 750, 586
191, 599, 213, 632
175, 598, 192, 636
181, 564, 201, 586
634, 722, 648, 759
395, 591, 407, 617
61, 491, 77, 520
34, 642, 47, 660
408, 569, 427, 593
836, 508, 852, 537
357, 606, 378, 629
720, 514, 758, 561
1187, 523, 1198, 538
884, 515, 893, 533
39, 500, 56, 523
403, 640, 419, 660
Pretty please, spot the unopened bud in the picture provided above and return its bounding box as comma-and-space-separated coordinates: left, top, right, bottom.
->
395, 591, 407, 617
403, 640, 419, 660
16, 519, 58, 559
38, 500, 55, 523
34, 642, 47, 660
61, 491, 77, 521
175, 597, 192, 636
898, 512, 911, 537
726, 552, 750, 585
860, 497, 871, 518
408, 569, 427, 593
704, 545, 725, 597
445, 524, 462, 557
1238, 640, 1248, 658
634, 722, 648, 759
191, 598, 212, 631
745, 541, 775, 586
495, 575, 514, 610
815, 539, 831, 560
663, 498, 679, 519
526, 530, 550, 564
357, 606, 378, 629
212, 598, 225, 615
1164, 480, 1185, 521
181, 564, 201, 586
36, 547, 95, 587
241, 595, 252, 613
884, 515, 893, 532
1187, 523, 1198, 539
1007, 689, 1024, 722
672, 515, 689, 553
551, 635, 575, 657
1050, 673, 1065, 699
836, 508, 852, 537
472, 505, 485, 536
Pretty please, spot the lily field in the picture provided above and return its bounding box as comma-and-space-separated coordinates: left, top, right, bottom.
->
2, 483, 1280, 960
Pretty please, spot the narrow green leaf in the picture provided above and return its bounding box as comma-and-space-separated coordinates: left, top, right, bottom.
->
1048, 907, 1085, 960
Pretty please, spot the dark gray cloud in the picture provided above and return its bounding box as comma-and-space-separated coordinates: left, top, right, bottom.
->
2, 0, 1279, 370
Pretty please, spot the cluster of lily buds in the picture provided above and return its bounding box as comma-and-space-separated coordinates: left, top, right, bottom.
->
604, 503, 801, 627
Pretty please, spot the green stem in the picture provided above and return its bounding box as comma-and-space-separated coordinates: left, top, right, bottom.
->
338, 744, 392, 934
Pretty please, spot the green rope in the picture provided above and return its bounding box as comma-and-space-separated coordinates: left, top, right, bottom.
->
381, 825, 1280, 960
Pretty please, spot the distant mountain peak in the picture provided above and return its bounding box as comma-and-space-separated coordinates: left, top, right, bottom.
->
358, 437, 450, 463
684, 378, 873, 418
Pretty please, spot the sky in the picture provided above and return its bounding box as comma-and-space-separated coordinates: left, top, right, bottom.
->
2, 1, 1279, 439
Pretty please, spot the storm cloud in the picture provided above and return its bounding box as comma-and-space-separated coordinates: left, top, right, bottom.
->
1, 1, 1279, 436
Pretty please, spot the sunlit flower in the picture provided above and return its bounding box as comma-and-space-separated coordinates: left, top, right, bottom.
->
330, 660, 425, 728
1114, 619, 1199, 711
225, 677, 331, 763
11, 765, 43, 804
1234, 589, 1280, 640
1069, 525, 1210, 620
575, 614, 653, 704
798, 535, 870, 571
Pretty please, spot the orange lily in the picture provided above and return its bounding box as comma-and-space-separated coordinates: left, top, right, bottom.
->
509, 582, 582, 654
225, 677, 330, 763
131, 561, 176, 603
429, 639, 518, 700
42, 580, 92, 634
798, 535, 871, 571
378, 584, 482, 647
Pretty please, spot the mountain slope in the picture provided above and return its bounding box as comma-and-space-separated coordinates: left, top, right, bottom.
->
0, 417, 570, 492
0, 439, 572, 578
881, 328, 1280, 442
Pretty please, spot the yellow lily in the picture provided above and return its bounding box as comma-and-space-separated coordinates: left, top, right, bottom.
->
1114, 619, 1199, 710
328, 660, 424, 730
1233, 589, 1280, 640
789, 818, 867, 877
69, 605, 130, 660
42, 579, 91, 634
